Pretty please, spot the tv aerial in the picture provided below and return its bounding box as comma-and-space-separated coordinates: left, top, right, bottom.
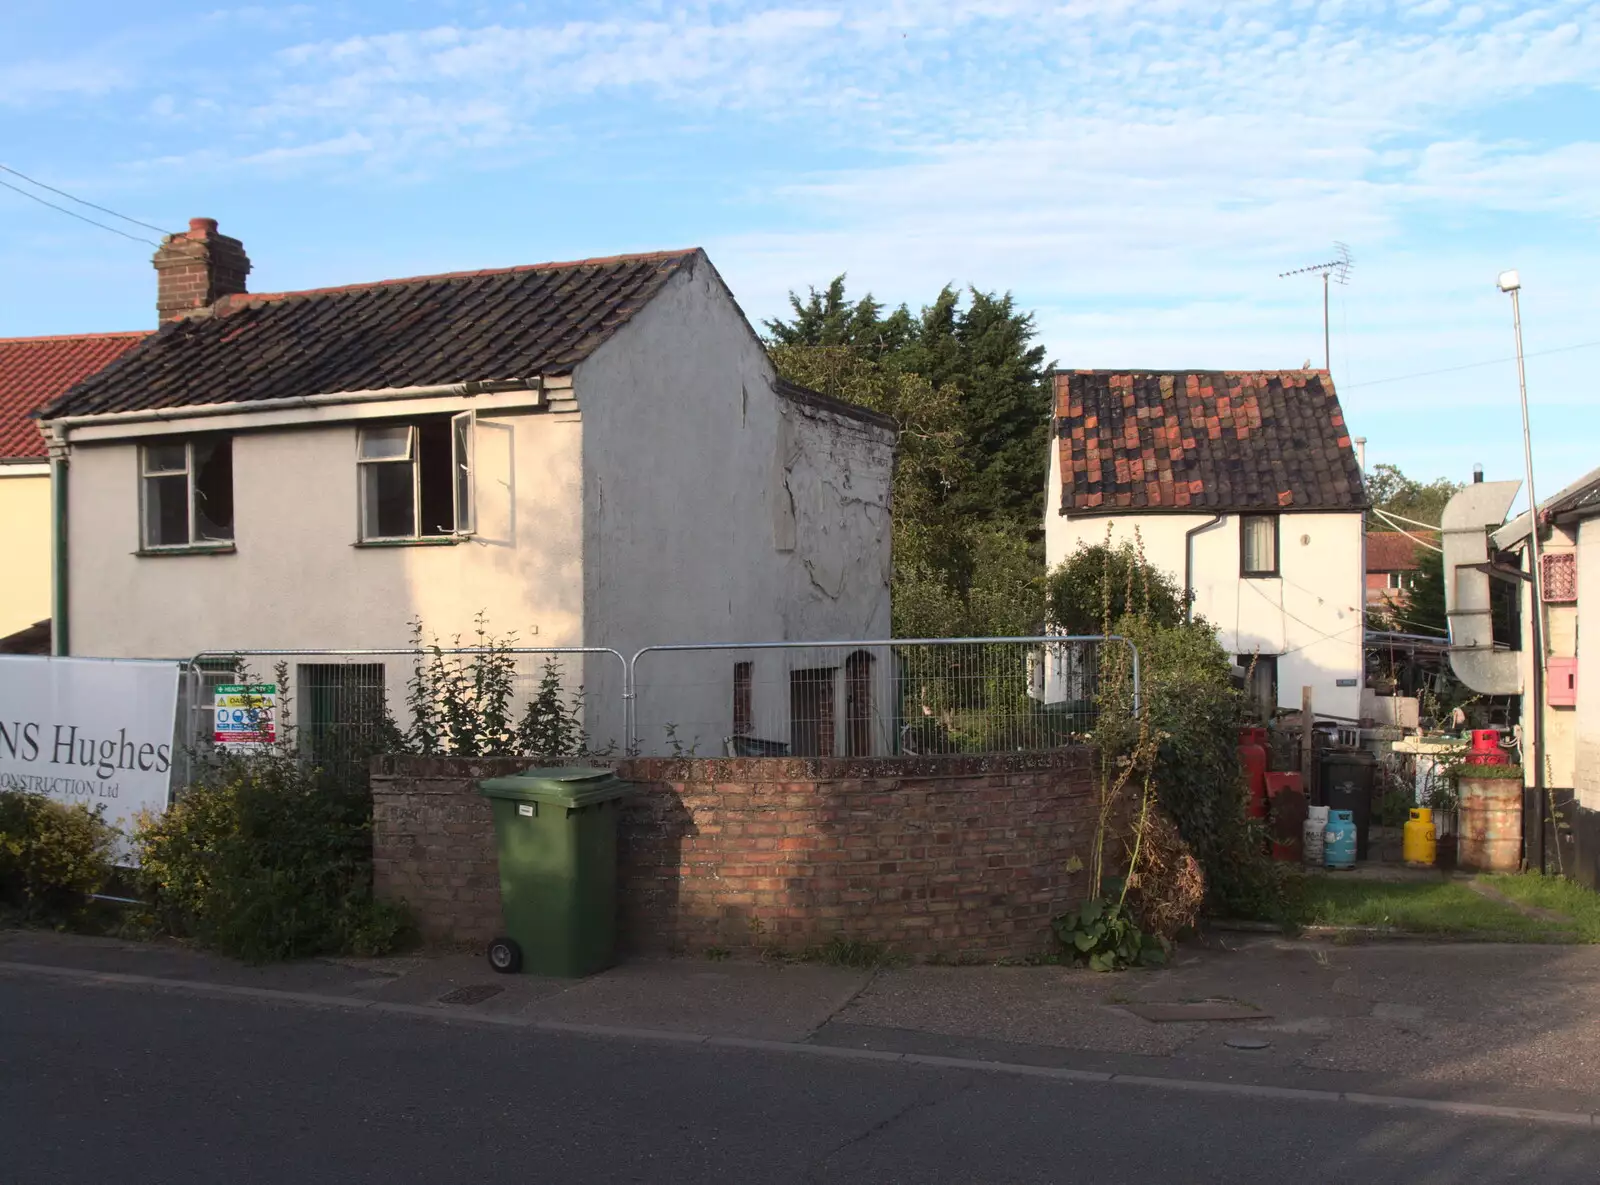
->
1280, 242, 1353, 371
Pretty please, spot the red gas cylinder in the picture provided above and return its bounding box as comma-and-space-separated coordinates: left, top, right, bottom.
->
1239, 727, 1269, 820
1466, 728, 1509, 766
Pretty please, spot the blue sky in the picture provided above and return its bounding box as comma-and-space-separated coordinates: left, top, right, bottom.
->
3, 1, 1597, 498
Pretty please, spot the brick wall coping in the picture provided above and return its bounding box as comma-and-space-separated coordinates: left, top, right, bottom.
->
370, 749, 1094, 783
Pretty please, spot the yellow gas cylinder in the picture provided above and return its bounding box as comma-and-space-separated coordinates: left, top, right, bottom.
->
1403, 808, 1437, 868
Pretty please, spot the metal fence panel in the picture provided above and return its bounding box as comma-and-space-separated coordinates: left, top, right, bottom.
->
627, 636, 1137, 758
183, 647, 628, 779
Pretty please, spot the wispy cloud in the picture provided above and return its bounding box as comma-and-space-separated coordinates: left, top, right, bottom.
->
3, 1, 1598, 486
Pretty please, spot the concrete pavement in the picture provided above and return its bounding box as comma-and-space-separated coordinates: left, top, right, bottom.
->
5, 970, 1599, 1185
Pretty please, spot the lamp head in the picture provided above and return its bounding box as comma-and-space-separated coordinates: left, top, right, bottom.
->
1497, 269, 1521, 293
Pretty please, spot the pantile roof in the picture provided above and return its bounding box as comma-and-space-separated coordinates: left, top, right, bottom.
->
42, 250, 701, 419
1055, 370, 1364, 514
0, 332, 149, 459
1366, 531, 1431, 572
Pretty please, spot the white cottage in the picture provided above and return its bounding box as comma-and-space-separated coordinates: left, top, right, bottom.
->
1045, 369, 1367, 721
38, 220, 895, 754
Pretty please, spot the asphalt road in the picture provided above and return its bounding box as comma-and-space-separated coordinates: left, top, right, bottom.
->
2, 974, 1596, 1185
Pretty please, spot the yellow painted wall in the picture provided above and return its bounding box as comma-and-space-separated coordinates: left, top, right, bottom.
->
0, 468, 51, 639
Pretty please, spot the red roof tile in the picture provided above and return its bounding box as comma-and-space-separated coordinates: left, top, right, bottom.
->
1055, 370, 1364, 515
1366, 531, 1432, 572
0, 332, 149, 459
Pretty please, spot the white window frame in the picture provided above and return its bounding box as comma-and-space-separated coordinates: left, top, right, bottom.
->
452, 410, 475, 536
356, 416, 475, 542
139, 437, 233, 550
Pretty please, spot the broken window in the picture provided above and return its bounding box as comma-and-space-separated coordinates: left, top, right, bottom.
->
357, 414, 473, 541
141, 436, 234, 549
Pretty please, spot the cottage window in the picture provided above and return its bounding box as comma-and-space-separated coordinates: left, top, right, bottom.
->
357, 414, 474, 541
140, 436, 234, 549
1241, 515, 1278, 577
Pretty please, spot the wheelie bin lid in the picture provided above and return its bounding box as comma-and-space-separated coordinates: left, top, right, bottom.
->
477, 767, 632, 808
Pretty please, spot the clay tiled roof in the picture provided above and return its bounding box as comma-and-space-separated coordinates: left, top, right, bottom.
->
1366, 531, 1431, 572
0, 332, 149, 459
42, 250, 701, 419
1055, 370, 1364, 514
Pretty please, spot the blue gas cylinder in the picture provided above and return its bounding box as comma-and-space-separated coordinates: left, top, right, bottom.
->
1324, 809, 1357, 870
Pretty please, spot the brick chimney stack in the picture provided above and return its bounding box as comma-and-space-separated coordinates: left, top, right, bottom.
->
152, 217, 251, 323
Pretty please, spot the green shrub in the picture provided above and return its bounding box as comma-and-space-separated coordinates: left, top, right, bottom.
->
1053, 886, 1168, 972
0, 790, 117, 922
1050, 537, 1295, 923
135, 754, 413, 962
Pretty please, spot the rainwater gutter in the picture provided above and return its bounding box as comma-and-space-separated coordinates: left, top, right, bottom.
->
39, 378, 544, 437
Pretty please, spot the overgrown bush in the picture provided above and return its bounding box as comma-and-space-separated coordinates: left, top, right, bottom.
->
405, 617, 599, 757
135, 754, 412, 962
1051, 537, 1296, 924
0, 790, 118, 922
1124, 809, 1205, 941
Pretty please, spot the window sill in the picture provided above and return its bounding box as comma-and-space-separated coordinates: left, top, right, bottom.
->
135, 543, 237, 558
1241, 572, 1280, 580
353, 536, 466, 548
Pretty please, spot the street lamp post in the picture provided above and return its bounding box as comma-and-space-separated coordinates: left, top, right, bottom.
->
1498, 269, 1547, 874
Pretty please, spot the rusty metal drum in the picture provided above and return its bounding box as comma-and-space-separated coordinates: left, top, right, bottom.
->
1456, 775, 1523, 873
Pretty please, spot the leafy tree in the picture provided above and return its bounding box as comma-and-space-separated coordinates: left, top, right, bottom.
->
1366, 463, 1462, 528
764, 277, 913, 354
766, 276, 1051, 531
893, 287, 1051, 528
1045, 539, 1188, 636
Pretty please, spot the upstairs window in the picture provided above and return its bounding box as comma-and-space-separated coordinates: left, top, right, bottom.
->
357, 414, 474, 542
141, 436, 234, 549
1240, 514, 1278, 577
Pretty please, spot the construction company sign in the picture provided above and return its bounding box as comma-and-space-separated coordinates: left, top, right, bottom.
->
0, 656, 182, 837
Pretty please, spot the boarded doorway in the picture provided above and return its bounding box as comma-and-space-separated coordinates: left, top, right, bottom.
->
790, 668, 836, 757
845, 650, 874, 756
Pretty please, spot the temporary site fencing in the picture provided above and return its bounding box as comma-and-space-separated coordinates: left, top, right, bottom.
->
183, 635, 1136, 772
184, 647, 629, 782
628, 636, 1135, 758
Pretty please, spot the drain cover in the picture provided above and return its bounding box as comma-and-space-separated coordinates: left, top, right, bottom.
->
438, 984, 504, 1006
1225, 1036, 1271, 1051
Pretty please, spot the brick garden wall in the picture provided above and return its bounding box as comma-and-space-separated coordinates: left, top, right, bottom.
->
370, 749, 1100, 962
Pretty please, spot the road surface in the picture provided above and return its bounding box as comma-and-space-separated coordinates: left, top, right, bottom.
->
2, 974, 1594, 1184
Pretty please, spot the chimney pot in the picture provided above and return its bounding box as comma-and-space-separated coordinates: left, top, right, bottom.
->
152, 217, 250, 324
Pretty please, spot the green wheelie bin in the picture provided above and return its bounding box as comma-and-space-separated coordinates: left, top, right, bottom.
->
477, 767, 633, 977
